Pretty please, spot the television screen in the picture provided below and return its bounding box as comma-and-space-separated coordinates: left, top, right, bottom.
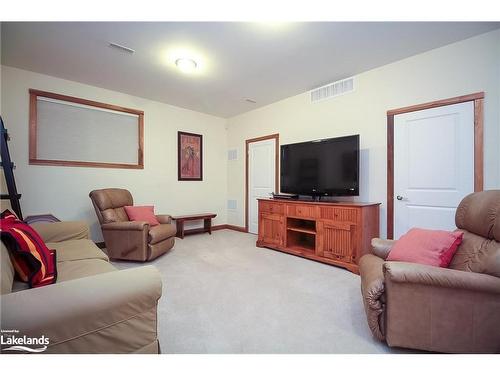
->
280, 135, 359, 196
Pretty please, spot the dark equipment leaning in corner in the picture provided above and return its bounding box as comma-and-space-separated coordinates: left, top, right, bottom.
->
0, 116, 23, 220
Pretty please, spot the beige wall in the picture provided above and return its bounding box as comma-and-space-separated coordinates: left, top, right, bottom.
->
226, 29, 500, 237
1, 66, 228, 241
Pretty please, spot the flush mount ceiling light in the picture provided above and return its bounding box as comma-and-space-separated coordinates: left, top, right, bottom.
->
163, 47, 207, 75
175, 58, 198, 73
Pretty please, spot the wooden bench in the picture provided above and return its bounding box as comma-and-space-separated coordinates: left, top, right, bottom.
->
171, 213, 217, 239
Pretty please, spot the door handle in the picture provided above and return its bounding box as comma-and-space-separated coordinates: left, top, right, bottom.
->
396, 195, 405, 201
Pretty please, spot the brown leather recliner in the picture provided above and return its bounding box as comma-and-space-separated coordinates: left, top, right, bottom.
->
359, 190, 500, 353
89, 188, 176, 261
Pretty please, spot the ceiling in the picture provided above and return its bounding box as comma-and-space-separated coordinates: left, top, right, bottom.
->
2, 22, 499, 118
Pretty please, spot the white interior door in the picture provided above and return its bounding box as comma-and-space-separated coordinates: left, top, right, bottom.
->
248, 138, 276, 234
394, 101, 474, 239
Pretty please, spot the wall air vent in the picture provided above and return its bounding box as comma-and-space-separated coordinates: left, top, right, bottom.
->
228, 149, 238, 161
227, 200, 237, 210
310, 77, 354, 103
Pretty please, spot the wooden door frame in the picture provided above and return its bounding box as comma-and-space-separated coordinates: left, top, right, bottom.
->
386, 92, 484, 239
245, 134, 280, 232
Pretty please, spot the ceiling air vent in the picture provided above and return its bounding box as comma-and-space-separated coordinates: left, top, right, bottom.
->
310, 77, 354, 103
108, 42, 135, 54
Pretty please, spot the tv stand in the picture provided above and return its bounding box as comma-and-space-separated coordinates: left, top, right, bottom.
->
256, 198, 380, 273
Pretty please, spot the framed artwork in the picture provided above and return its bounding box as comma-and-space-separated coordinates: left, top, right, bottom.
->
178, 131, 203, 181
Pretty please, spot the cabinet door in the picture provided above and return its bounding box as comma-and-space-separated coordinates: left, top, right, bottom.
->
317, 220, 356, 263
259, 213, 284, 246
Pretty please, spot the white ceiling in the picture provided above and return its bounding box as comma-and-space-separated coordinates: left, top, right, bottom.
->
2, 22, 499, 118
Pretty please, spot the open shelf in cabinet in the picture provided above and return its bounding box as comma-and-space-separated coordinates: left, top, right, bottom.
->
286, 217, 316, 234
286, 229, 316, 254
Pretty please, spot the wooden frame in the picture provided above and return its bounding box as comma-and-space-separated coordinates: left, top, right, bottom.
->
177, 131, 203, 181
245, 133, 279, 232
386, 92, 484, 239
29, 89, 144, 169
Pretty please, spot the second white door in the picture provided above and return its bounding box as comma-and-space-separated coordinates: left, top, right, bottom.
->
394, 101, 474, 239
248, 138, 276, 234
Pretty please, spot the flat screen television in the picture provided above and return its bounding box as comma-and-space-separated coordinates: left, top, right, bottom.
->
280, 134, 359, 197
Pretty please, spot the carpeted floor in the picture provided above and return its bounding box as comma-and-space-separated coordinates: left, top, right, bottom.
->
112, 229, 407, 353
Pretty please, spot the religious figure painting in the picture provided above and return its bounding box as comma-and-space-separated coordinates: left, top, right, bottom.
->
178, 131, 203, 181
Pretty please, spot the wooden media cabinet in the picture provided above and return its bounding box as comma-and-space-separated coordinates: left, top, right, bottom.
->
256, 198, 381, 273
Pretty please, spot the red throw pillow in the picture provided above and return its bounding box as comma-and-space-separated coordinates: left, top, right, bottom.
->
124, 206, 160, 226
0, 209, 57, 288
386, 228, 463, 268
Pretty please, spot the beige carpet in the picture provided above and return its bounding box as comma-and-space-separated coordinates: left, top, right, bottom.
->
112, 229, 407, 353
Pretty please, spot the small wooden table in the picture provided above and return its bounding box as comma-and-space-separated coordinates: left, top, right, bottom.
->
171, 213, 217, 239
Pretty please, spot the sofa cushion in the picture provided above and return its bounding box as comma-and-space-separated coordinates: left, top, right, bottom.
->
125, 206, 160, 226
149, 223, 176, 244
30, 221, 90, 243
46, 239, 109, 263
387, 228, 463, 268
1, 242, 15, 295
0, 210, 57, 288
11, 259, 117, 292
56, 259, 116, 283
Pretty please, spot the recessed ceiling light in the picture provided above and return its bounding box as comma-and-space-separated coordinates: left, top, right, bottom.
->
175, 58, 198, 73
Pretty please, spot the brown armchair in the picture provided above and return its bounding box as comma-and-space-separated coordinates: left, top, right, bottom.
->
89, 188, 176, 261
359, 190, 500, 353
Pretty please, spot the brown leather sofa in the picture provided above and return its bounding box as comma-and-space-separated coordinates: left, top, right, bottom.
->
1, 221, 162, 353
359, 190, 500, 353
89, 188, 176, 261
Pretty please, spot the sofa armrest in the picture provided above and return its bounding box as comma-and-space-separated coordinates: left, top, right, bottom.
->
101, 221, 149, 231
359, 254, 386, 340
30, 221, 90, 242
0, 266, 162, 353
383, 261, 500, 294
371, 238, 396, 260
156, 215, 172, 224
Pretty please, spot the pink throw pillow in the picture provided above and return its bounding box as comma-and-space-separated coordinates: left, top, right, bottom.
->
387, 228, 463, 268
124, 206, 160, 226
